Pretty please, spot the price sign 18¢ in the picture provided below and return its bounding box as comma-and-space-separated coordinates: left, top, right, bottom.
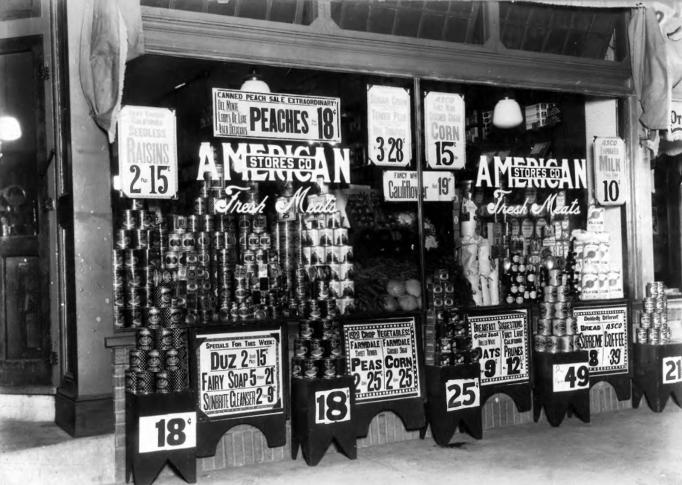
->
138, 412, 196, 453
314, 388, 352, 424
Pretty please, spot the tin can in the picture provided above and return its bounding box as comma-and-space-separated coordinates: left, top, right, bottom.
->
648, 327, 660, 344
636, 327, 648, 344
121, 209, 137, 230
155, 371, 169, 394
125, 369, 137, 394
327, 212, 341, 229
181, 233, 196, 252
133, 229, 149, 249
155, 327, 173, 350
652, 312, 661, 329
640, 313, 651, 329
539, 302, 553, 319
169, 215, 187, 233
537, 318, 552, 336
165, 348, 179, 369
187, 215, 199, 233
114, 229, 133, 249
129, 349, 148, 370
309, 339, 324, 359
136, 370, 154, 394
137, 327, 153, 350
291, 357, 304, 378
143, 307, 161, 327
318, 228, 333, 246
147, 350, 162, 372
332, 228, 348, 246
546, 336, 560, 354
303, 359, 319, 379
554, 302, 569, 319
164, 251, 179, 270
128, 308, 143, 327
646, 282, 658, 297
565, 317, 577, 335
543, 289, 556, 303
534, 334, 546, 352
643, 297, 655, 314
168, 232, 183, 251
552, 318, 566, 336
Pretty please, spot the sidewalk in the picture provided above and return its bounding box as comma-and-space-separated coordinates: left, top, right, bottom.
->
154, 406, 682, 485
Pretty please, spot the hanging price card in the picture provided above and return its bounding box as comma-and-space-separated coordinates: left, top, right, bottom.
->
382, 170, 455, 202
552, 363, 590, 392
344, 317, 421, 402
662, 356, 682, 384
424, 92, 465, 169
314, 388, 352, 424
444, 378, 480, 411
367, 85, 412, 167
573, 304, 628, 376
118, 105, 178, 199
593, 137, 625, 206
139, 412, 196, 453
196, 329, 283, 418
469, 310, 529, 386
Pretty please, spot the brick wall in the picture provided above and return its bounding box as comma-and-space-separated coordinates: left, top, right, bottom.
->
112, 346, 630, 483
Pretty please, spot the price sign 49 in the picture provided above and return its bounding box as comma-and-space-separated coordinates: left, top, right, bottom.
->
553, 363, 590, 393
139, 412, 196, 453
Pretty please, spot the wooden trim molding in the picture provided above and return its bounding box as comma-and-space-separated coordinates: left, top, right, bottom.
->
141, 6, 632, 97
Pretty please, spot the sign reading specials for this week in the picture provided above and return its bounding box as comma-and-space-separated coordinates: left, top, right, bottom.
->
382, 170, 456, 202
367, 85, 412, 167
424, 92, 465, 170
593, 137, 626, 206
118, 105, 178, 199
212, 88, 341, 144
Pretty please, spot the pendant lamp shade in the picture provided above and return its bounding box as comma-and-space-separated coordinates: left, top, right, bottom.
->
240, 69, 270, 93
492, 97, 523, 129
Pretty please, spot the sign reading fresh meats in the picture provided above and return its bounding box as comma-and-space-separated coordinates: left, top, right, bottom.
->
196, 329, 283, 418
212, 88, 341, 143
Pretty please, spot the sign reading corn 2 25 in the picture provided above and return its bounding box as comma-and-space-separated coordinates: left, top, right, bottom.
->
212, 88, 341, 144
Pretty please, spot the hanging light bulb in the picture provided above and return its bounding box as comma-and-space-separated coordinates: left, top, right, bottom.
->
0, 116, 21, 141
492, 97, 523, 129
240, 68, 270, 93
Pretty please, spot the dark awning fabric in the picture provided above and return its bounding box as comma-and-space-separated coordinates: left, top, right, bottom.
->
79, 0, 144, 143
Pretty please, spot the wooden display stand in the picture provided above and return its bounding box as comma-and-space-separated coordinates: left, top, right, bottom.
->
126, 391, 197, 485
632, 342, 682, 412
291, 376, 357, 466
533, 351, 590, 427
420, 364, 482, 445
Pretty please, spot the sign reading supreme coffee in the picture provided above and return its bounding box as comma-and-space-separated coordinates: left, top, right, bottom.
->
573, 303, 628, 376
343, 316, 421, 402
212, 88, 341, 143
196, 329, 283, 418
468, 310, 530, 385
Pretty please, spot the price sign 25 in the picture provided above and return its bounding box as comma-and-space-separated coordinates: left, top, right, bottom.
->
138, 412, 196, 453
445, 378, 480, 411
315, 388, 351, 424
662, 356, 682, 384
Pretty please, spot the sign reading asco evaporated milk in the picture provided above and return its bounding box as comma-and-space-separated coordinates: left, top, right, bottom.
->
573, 304, 628, 376
212, 88, 341, 143
424, 92, 465, 170
367, 85, 412, 167
593, 137, 626, 206
196, 329, 283, 418
468, 310, 529, 386
118, 105, 178, 199
344, 317, 421, 402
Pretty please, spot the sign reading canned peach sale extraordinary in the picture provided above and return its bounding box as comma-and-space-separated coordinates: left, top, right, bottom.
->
573, 304, 628, 376
424, 92, 465, 170
212, 88, 341, 143
344, 317, 421, 402
196, 329, 283, 418
118, 105, 178, 199
468, 310, 529, 386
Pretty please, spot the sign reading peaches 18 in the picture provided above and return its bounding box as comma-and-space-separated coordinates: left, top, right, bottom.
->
343, 317, 421, 402
212, 88, 341, 143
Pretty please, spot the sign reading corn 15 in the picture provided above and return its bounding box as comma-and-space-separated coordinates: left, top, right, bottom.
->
212, 88, 341, 144
424, 92, 465, 170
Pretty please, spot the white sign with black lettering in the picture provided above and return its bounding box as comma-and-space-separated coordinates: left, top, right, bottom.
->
669, 99, 682, 141
553, 363, 590, 393
469, 311, 529, 386
593, 137, 625, 206
314, 388, 352, 424
573, 305, 628, 376
662, 356, 682, 384
424, 92, 465, 170
445, 378, 480, 411
212, 88, 341, 143
139, 412, 196, 453
344, 317, 421, 402
118, 105, 178, 199
196, 329, 282, 418
382, 170, 455, 202
367, 85, 412, 167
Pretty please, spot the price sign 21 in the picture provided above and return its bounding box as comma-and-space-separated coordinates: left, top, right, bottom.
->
662, 356, 682, 384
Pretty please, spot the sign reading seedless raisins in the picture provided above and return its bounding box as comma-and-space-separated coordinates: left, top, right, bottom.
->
343, 316, 421, 402
573, 303, 628, 376
468, 309, 529, 385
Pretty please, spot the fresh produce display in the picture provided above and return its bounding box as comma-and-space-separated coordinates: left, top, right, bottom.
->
353, 257, 419, 313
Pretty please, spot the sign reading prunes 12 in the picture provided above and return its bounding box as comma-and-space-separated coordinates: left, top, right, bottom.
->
468, 310, 529, 385
196, 329, 283, 418
424, 92, 465, 170
593, 137, 625, 206
212, 88, 341, 143
382, 170, 455, 202
573, 304, 628, 376
118, 105, 178, 199
367, 85, 412, 167
344, 317, 421, 402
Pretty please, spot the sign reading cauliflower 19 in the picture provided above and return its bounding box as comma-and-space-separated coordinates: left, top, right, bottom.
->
196, 142, 350, 184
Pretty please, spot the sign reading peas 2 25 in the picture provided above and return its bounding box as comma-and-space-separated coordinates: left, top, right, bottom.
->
118, 105, 178, 199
